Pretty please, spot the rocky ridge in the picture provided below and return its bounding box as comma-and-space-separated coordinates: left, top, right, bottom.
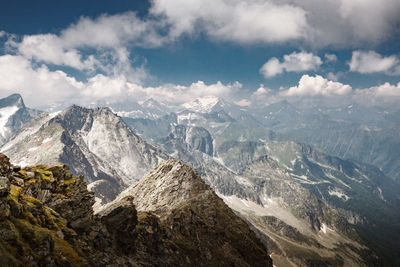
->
0, 153, 273, 266
103, 159, 272, 266
1, 105, 169, 204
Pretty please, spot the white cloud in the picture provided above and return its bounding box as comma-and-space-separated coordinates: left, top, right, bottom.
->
253, 85, 272, 96
9, 12, 165, 81
357, 82, 400, 97
17, 34, 98, 70
151, 0, 308, 43
151, 0, 400, 47
0, 54, 241, 109
338, 0, 400, 44
260, 51, 322, 77
349, 51, 400, 75
0, 55, 84, 108
325, 54, 337, 62
284, 75, 352, 97
353, 82, 400, 106
234, 99, 251, 107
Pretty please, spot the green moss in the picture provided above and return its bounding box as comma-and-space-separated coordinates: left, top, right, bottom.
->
26, 179, 37, 184
53, 238, 88, 266
64, 178, 77, 186
9, 185, 21, 199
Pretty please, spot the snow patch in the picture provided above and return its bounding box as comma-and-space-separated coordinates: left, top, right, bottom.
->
0, 143, 13, 152
15, 157, 28, 168
0, 105, 19, 137
328, 188, 350, 201
182, 96, 221, 113
319, 223, 334, 234
28, 146, 38, 152
42, 137, 52, 144
321, 223, 327, 234
48, 111, 61, 119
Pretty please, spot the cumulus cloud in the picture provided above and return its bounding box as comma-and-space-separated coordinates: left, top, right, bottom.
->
292, 0, 400, 47
151, 0, 308, 44
7, 12, 166, 82
0, 54, 241, 109
151, 0, 400, 47
349, 51, 400, 75
352, 82, 400, 106
260, 51, 322, 78
284, 75, 352, 97
0, 55, 84, 108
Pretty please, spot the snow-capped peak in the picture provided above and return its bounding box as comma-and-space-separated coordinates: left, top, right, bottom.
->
182, 96, 224, 113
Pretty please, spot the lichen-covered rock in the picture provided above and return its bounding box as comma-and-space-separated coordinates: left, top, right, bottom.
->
0, 154, 273, 266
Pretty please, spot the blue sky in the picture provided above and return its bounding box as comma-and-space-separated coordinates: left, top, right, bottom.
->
0, 0, 400, 109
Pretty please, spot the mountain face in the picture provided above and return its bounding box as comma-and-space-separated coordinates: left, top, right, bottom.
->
252, 100, 400, 182
102, 159, 273, 267
0, 94, 41, 145
0, 154, 272, 266
1, 105, 168, 204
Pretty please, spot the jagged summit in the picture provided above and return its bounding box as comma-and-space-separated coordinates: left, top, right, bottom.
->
0, 94, 40, 145
0, 93, 25, 109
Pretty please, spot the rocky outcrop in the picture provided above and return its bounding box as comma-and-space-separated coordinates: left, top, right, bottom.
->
102, 159, 273, 267
0, 154, 273, 266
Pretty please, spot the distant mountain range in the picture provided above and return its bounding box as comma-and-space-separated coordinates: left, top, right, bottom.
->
1, 94, 399, 266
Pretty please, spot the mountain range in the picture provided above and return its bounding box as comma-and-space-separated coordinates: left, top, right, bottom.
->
0, 94, 399, 266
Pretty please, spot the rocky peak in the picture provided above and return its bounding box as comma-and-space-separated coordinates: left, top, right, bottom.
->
115, 159, 211, 215
0, 93, 25, 109
0, 94, 40, 145
106, 159, 273, 266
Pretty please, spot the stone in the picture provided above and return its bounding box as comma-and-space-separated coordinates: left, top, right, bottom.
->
0, 177, 9, 197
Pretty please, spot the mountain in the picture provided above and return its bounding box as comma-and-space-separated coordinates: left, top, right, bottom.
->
252, 100, 400, 182
182, 95, 228, 113
0, 94, 41, 145
125, 105, 400, 265
108, 98, 173, 119
216, 140, 400, 264
1, 105, 168, 204
102, 159, 273, 266
0, 154, 273, 266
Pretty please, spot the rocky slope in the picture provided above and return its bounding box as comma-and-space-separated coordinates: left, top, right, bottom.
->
1, 105, 168, 204
0, 94, 41, 145
0, 153, 273, 266
102, 159, 272, 267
